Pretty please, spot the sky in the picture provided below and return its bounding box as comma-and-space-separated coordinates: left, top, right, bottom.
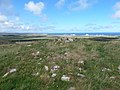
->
0, 0, 120, 33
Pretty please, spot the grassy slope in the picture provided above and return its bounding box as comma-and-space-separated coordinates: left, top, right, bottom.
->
0, 38, 120, 90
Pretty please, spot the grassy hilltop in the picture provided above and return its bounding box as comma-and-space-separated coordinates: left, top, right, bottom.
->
0, 35, 120, 90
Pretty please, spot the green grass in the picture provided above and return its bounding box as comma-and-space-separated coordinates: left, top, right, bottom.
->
0, 37, 120, 90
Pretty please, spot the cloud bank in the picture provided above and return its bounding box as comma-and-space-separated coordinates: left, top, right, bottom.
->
112, 2, 120, 19
55, 0, 66, 8
55, 0, 97, 11
69, 0, 91, 11
0, 14, 7, 22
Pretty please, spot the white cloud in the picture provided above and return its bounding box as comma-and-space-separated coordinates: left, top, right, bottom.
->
112, 10, 120, 19
4, 21, 13, 26
0, 0, 13, 9
55, 0, 97, 11
113, 2, 120, 10
112, 2, 120, 19
20, 25, 32, 30
0, 14, 7, 22
0, 15, 55, 33
69, 0, 91, 11
25, 1, 45, 15
85, 23, 96, 26
55, 0, 66, 8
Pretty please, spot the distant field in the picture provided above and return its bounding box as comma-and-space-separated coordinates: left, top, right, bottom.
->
0, 35, 58, 44
0, 35, 120, 90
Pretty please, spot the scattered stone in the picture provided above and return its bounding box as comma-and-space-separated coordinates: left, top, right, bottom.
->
32, 52, 35, 56
110, 76, 116, 79
68, 38, 74, 42
31, 51, 40, 57
51, 65, 60, 73
58, 38, 62, 41
118, 65, 120, 70
50, 69, 55, 73
102, 68, 112, 72
58, 37, 74, 43
77, 73, 85, 78
51, 73, 57, 77
61, 75, 70, 81
32, 72, 39, 76
27, 44, 31, 47
9, 69, 16, 73
38, 63, 41, 64
39, 58, 42, 60
64, 52, 68, 56
3, 68, 17, 77
45, 65, 49, 71
53, 65, 60, 70
78, 67, 82, 72
68, 87, 76, 90
68, 73, 73, 75
36, 51, 40, 55
78, 60, 84, 64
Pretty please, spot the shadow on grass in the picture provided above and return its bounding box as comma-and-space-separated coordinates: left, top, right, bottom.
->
89, 37, 119, 42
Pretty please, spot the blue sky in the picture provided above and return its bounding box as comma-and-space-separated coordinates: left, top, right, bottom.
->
0, 0, 120, 33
